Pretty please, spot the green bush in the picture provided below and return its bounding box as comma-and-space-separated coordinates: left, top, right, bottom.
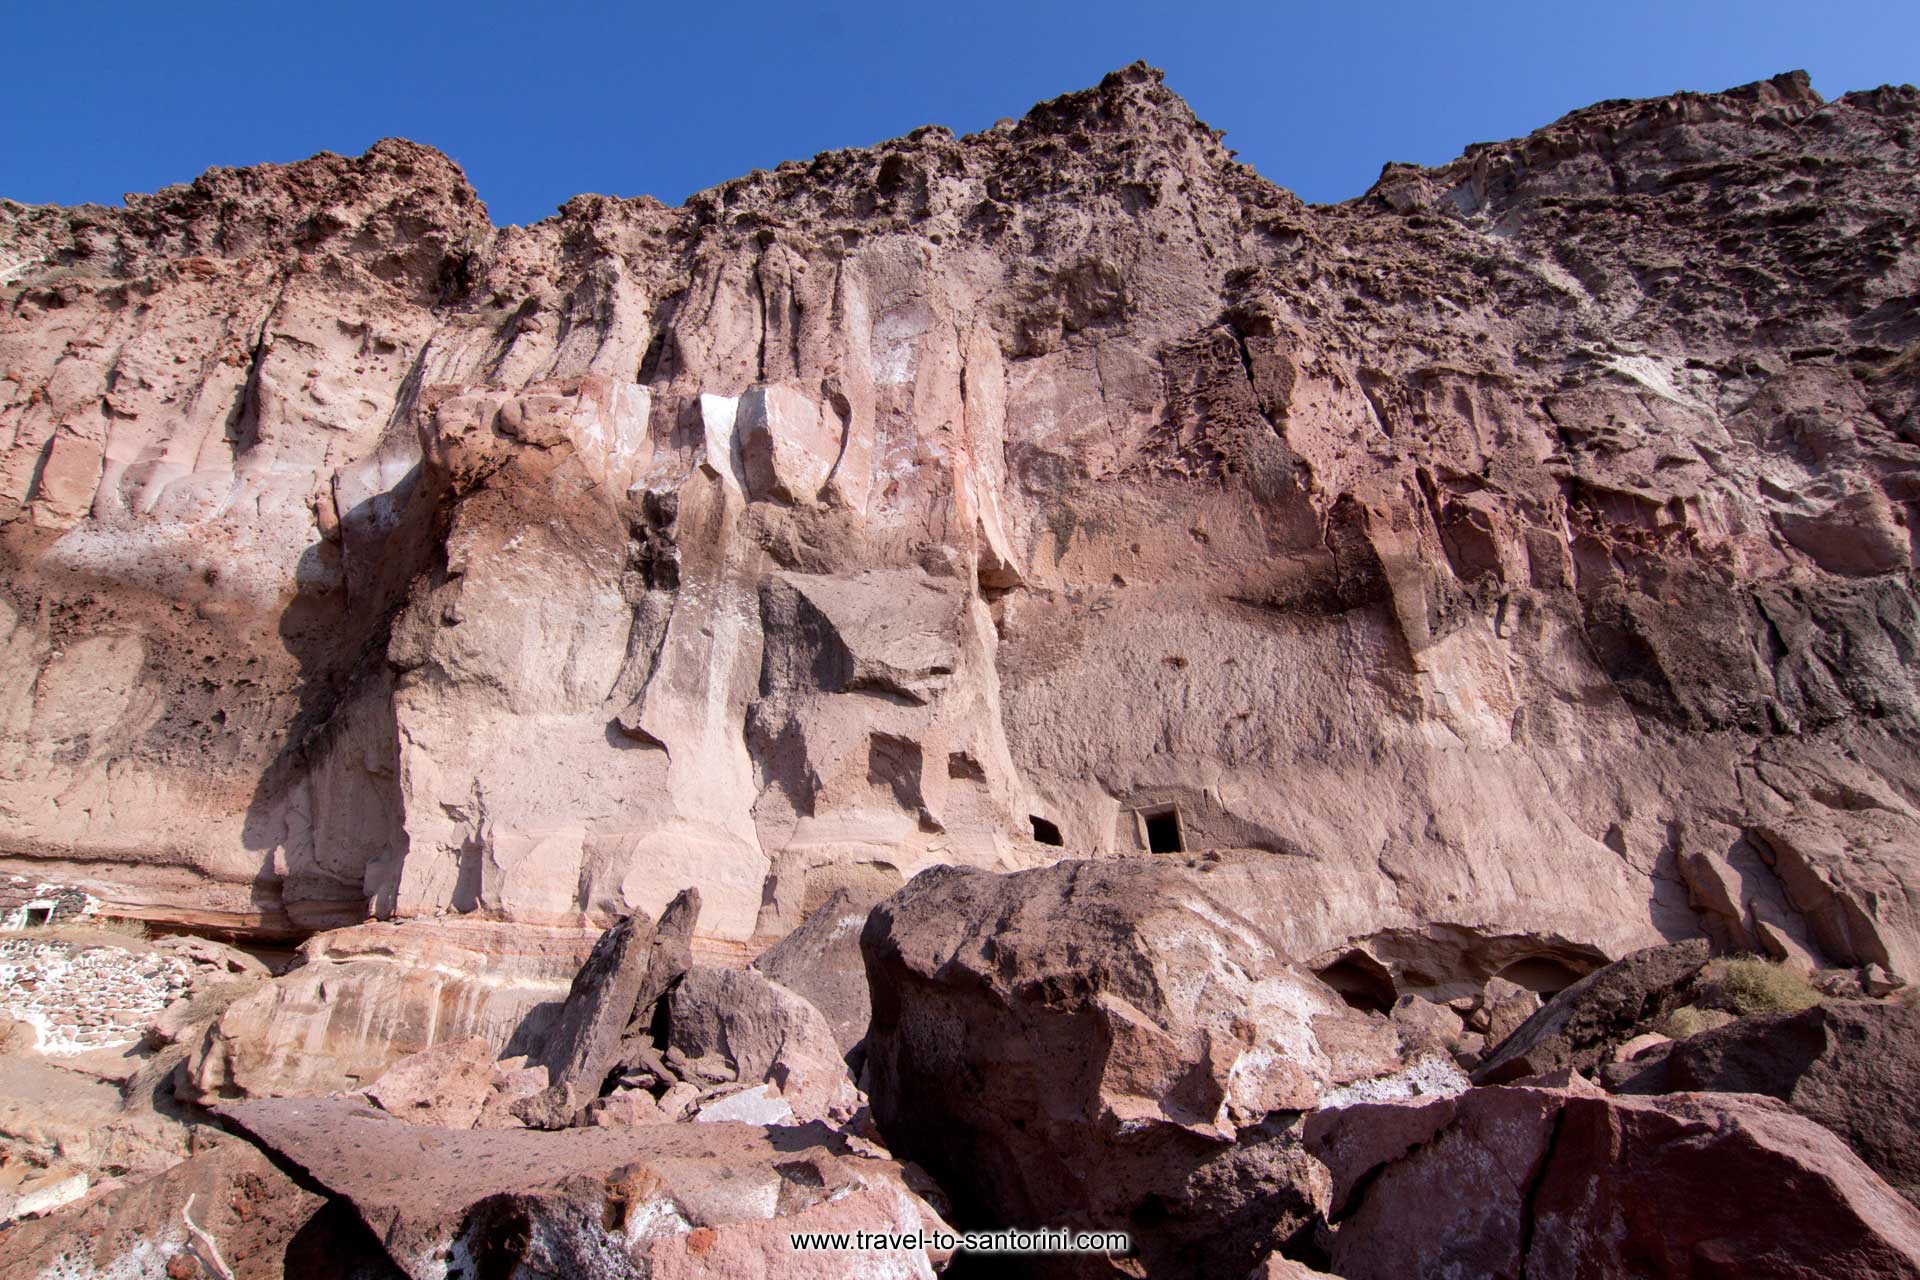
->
1705, 956, 1822, 1017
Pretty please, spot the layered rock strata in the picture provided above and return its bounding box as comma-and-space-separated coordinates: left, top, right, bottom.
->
2, 66, 1919, 1013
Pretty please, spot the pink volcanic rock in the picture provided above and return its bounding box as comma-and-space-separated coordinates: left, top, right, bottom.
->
0, 66, 1912, 975
1, 63, 1919, 1158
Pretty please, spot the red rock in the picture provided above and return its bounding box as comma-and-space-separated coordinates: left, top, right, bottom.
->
218, 1097, 952, 1280
1606, 999, 1920, 1204
1309, 1086, 1920, 1279
862, 860, 1409, 1278
1473, 941, 1709, 1084
0, 1141, 378, 1280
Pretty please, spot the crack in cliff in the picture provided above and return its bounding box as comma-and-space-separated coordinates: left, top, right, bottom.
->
1228, 325, 1283, 440
1515, 1105, 1570, 1279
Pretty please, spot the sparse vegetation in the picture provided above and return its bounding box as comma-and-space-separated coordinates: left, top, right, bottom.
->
1658, 1004, 1734, 1039
1699, 956, 1822, 1018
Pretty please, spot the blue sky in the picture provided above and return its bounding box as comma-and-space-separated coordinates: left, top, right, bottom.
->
6, 2, 1916, 226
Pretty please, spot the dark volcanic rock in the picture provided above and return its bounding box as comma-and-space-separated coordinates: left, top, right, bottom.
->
523, 889, 700, 1126
536, 911, 659, 1091
1472, 940, 1710, 1084
1606, 998, 1920, 1203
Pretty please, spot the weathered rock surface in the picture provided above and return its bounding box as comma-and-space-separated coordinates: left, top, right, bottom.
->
515, 889, 699, 1127
1472, 939, 1710, 1083
363, 1034, 499, 1129
0, 1139, 384, 1280
9, 60, 1920, 1276
861, 859, 1436, 1278
219, 1096, 953, 1280
752, 888, 873, 1054
1607, 998, 1920, 1203
4, 66, 1919, 1004
1308, 1085, 1920, 1279
181, 918, 580, 1101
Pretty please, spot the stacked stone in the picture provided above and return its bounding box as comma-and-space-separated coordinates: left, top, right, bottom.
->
0, 940, 191, 1054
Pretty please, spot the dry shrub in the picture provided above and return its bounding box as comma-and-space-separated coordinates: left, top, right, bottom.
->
1657, 1005, 1735, 1039
1702, 956, 1822, 1017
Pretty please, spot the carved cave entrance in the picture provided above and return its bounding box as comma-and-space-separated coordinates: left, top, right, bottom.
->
1139, 806, 1184, 854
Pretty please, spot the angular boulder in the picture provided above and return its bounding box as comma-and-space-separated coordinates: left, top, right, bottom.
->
737, 383, 840, 505
520, 888, 700, 1125
754, 888, 874, 1054
218, 1097, 952, 1280
1307, 1086, 1920, 1279
1472, 939, 1710, 1084
1606, 998, 1920, 1203
666, 966, 859, 1124
538, 911, 659, 1090
861, 860, 1416, 1279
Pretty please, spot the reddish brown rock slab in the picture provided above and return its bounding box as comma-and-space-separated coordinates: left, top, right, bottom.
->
217, 1097, 952, 1280
1473, 940, 1710, 1085
1605, 999, 1920, 1204
538, 911, 661, 1092
1312, 1086, 1920, 1280
0, 1140, 371, 1280
1308, 1086, 1564, 1268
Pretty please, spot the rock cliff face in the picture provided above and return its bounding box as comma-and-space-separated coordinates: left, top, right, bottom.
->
4, 66, 1919, 996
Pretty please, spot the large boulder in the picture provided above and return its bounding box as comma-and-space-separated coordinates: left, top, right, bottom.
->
665, 966, 860, 1124
517, 890, 700, 1127
1307, 1085, 1920, 1279
1606, 998, 1920, 1203
861, 860, 1437, 1278
1472, 939, 1710, 1084
538, 888, 699, 1095
219, 1096, 953, 1280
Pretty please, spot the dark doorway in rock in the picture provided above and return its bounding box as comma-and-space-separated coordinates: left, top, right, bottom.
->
1141, 807, 1184, 854
22, 906, 50, 928
1030, 816, 1064, 846
1316, 951, 1398, 1013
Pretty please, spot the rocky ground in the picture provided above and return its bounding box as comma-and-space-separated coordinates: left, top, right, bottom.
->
1, 59, 1919, 1278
